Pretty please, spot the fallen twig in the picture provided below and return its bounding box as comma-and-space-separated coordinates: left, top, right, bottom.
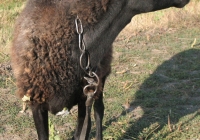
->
6, 77, 16, 86
116, 69, 127, 74
191, 38, 196, 48
168, 114, 172, 132
178, 122, 182, 132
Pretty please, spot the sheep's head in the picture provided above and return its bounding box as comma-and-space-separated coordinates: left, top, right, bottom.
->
127, 0, 190, 13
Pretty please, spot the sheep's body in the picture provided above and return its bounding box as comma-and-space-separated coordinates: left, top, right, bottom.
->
11, 0, 189, 139
12, 0, 111, 114
12, 1, 111, 139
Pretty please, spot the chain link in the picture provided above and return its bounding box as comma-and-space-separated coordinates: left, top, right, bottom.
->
75, 16, 99, 98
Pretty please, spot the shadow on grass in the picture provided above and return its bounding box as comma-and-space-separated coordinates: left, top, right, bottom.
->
105, 48, 200, 139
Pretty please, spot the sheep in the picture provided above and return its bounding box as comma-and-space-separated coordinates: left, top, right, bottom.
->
11, 0, 190, 139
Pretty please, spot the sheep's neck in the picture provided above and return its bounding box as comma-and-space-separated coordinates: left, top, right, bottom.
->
83, 0, 132, 66
83, 0, 180, 66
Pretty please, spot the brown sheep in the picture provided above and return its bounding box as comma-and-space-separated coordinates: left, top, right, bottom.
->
11, 0, 190, 139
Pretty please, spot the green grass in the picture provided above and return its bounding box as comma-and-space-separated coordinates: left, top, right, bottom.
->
1, 1, 200, 140
0, 0, 25, 59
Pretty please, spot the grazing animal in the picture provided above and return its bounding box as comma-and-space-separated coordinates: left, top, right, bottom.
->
11, 0, 190, 139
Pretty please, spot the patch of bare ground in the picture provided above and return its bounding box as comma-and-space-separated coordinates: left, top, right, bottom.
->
0, 128, 37, 140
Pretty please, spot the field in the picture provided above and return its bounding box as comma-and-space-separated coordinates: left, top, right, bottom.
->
0, 0, 200, 140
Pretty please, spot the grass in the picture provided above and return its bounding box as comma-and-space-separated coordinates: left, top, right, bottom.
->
0, 0, 25, 63
1, 1, 200, 140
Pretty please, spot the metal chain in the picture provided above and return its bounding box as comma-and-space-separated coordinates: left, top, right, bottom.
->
75, 16, 99, 100
75, 16, 90, 71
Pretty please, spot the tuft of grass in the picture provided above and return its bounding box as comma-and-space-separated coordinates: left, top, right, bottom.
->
49, 119, 62, 140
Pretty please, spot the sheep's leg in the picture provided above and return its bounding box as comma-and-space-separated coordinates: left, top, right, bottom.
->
94, 93, 104, 140
73, 99, 91, 140
31, 104, 49, 140
93, 74, 108, 140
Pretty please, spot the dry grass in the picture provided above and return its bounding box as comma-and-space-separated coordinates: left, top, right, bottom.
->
122, 1, 200, 36
0, 0, 25, 56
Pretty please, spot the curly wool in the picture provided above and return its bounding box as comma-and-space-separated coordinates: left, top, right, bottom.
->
11, 0, 111, 112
